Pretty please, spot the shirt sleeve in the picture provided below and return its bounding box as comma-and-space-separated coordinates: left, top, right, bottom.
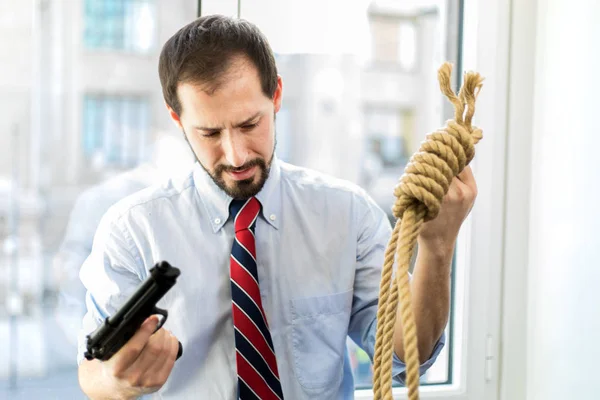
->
347, 191, 446, 384
76, 207, 145, 366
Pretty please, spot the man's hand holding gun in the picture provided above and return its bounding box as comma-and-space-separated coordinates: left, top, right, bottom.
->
79, 261, 183, 399
97, 314, 180, 399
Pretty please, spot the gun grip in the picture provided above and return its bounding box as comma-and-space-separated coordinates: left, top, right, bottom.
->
177, 341, 183, 360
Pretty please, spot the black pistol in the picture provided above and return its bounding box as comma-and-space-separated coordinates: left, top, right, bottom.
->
84, 261, 183, 361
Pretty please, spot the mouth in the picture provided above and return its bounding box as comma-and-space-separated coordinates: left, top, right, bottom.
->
227, 166, 257, 181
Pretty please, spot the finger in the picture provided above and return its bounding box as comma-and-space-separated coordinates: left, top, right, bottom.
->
453, 167, 477, 197
132, 329, 177, 389
111, 315, 160, 373
125, 328, 169, 380
138, 329, 176, 388
154, 333, 179, 385
456, 166, 476, 188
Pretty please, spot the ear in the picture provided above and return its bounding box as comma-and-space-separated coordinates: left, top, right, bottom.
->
273, 75, 284, 113
166, 102, 183, 129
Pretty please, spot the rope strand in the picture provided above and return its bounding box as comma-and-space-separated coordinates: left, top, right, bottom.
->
372, 62, 484, 400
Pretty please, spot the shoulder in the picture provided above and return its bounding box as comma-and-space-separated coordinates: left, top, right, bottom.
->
279, 160, 384, 215
101, 167, 196, 227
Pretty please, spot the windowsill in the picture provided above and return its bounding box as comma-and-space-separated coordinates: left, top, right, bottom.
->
354, 383, 464, 399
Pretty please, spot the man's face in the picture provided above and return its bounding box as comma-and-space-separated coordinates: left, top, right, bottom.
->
168, 56, 283, 200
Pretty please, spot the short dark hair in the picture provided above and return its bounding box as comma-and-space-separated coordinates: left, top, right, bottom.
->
158, 15, 278, 116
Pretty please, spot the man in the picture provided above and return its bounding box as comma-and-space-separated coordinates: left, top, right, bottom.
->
77, 15, 477, 400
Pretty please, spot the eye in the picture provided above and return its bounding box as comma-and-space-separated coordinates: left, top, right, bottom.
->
241, 122, 258, 131
202, 130, 220, 138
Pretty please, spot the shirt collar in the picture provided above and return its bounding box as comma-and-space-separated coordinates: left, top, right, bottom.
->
193, 155, 282, 233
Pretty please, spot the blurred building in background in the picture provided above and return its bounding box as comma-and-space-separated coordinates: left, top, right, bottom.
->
0, 0, 458, 396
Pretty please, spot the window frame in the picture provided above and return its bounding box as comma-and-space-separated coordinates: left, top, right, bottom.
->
197, 0, 512, 398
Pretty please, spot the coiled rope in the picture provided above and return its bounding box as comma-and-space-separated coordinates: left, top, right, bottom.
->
372, 62, 484, 400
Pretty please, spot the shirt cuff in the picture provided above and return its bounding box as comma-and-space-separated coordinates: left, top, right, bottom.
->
391, 330, 446, 385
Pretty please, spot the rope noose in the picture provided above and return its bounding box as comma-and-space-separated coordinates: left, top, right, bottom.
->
371, 62, 484, 400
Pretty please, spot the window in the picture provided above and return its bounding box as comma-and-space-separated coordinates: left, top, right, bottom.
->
84, 0, 156, 53
369, 14, 418, 70
274, 103, 293, 162
364, 107, 415, 168
2, 0, 509, 399
82, 94, 150, 168
349, 326, 453, 390
238, 0, 468, 397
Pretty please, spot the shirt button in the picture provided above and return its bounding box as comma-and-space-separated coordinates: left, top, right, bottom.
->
214, 218, 221, 224
269, 214, 276, 221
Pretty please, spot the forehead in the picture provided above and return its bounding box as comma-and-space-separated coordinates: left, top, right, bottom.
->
177, 58, 268, 122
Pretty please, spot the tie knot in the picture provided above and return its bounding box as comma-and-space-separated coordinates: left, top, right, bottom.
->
230, 197, 261, 232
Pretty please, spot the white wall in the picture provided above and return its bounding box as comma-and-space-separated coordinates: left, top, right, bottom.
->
498, 0, 537, 399
499, 1, 600, 399
526, 0, 600, 399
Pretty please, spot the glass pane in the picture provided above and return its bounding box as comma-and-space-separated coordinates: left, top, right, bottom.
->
0, 0, 462, 397
82, 94, 151, 168
83, 0, 157, 53
241, 0, 462, 389
0, 0, 197, 398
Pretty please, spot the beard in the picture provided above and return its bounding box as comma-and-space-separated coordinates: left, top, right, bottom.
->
182, 129, 276, 200
207, 155, 273, 199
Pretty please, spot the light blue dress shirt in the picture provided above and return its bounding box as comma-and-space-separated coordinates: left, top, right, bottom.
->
77, 156, 445, 399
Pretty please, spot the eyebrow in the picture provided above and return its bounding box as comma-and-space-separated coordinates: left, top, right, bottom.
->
193, 111, 262, 131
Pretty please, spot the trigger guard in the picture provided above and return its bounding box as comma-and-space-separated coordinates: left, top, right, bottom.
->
152, 307, 169, 331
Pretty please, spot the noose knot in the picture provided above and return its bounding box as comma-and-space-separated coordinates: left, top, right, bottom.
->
391, 63, 484, 222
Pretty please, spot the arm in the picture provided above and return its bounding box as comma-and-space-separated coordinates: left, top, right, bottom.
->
76, 209, 179, 399
393, 166, 478, 362
347, 187, 445, 384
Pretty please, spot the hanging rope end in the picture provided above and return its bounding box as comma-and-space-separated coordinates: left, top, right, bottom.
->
462, 70, 485, 99
437, 62, 457, 104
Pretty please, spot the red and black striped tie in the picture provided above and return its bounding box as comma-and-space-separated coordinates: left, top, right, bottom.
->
229, 197, 284, 400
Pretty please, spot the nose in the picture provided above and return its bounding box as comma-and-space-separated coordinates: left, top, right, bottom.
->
222, 131, 249, 168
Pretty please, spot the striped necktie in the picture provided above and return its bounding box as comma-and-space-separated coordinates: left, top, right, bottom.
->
229, 197, 284, 400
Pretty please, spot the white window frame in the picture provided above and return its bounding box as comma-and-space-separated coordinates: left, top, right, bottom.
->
355, 0, 513, 397
197, 0, 514, 398
198, 0, 240, 18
